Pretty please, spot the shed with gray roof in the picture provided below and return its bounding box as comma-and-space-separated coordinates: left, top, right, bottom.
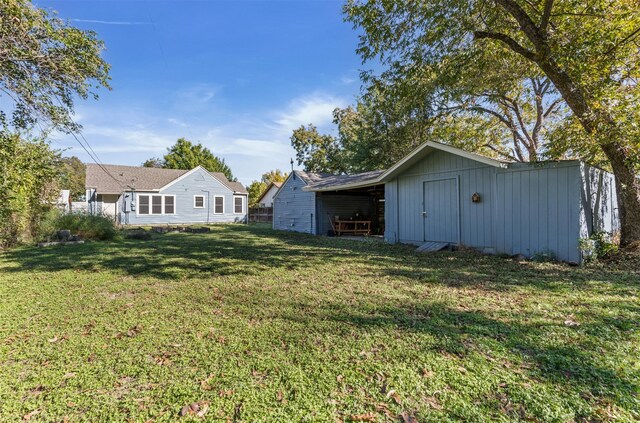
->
273, 141, 619, 263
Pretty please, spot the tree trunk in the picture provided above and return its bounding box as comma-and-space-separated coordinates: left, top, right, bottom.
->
601, 142, 640, 246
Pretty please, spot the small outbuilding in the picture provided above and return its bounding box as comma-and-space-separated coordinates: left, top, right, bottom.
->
273, 141, 618, 263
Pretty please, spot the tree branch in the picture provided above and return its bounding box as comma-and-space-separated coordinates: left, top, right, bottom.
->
474, 31, 536, 60
483, 143, 521, 162
540, 0, 554, 32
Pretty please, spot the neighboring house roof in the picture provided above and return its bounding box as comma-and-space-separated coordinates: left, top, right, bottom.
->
255, 181, 283, 205
85, 164, 247, 194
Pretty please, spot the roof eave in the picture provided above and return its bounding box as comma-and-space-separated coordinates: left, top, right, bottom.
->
303, 180, 383, 192
380, 141, 507, 182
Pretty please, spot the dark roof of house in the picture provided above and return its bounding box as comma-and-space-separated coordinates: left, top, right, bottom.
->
293, 170, 332, 185
85, 164, 247, 194
295, 169, 385, 192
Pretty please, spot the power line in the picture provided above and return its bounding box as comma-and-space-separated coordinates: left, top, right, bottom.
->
50, 94, 123, 184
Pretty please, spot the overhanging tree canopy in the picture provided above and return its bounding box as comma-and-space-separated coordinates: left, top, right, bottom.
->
345, 0, 640, 245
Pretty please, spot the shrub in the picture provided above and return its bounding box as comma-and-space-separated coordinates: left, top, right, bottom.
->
579, 231, 619, 262
44, 212, 118, 241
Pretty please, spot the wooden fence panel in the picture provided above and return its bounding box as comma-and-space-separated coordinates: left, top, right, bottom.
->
249, 207, 273, 223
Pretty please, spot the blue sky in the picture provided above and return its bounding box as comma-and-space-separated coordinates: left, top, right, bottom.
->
36, 0, 366, 185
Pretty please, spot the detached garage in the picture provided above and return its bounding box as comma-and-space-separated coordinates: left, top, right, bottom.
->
383, 142, 618, 263
274, 141, 618, 263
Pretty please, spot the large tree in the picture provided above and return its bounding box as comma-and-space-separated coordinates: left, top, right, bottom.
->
0, 0, 110, 133
290, 124, 346, 174
57, 156, 85, 199
0, 1, 110, 246
162, 138, 235, 181
345, 0, 640, 245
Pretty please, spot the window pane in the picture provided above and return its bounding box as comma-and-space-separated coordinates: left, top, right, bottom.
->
195, 196, 204, 208
152, 196, 162, 214
234, 197, 243, 213
139, 195, 149, 214
164, 196, 175, 214
214, 197, 223, 214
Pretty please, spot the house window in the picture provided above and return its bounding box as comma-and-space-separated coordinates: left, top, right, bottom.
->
139, 195, 150, 215
137, 194, 175, 215
233, 196, 244, 214
214, 196, 224, 214
164, 196, 175, 214
152, 195, 162, 214
194, 195, 205, 208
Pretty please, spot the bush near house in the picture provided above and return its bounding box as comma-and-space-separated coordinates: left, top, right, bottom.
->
0, 225, 637, 421
50, 212, 118, 241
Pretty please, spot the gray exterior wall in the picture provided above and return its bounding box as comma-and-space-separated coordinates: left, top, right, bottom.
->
316, 193, 374, 236
385, 150, 598, 263
273, 173, 316, 234
495, 162, 582, 262
579, 164, 619, 238
386, 150, 496, 249
120, 168, 247, 225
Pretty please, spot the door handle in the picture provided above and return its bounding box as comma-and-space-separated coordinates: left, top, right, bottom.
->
422, 211, 427, 217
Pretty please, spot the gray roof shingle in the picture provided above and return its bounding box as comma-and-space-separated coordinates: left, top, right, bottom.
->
294, 169, 385, 192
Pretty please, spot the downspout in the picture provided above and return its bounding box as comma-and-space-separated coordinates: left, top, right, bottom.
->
202, 190, 210, 224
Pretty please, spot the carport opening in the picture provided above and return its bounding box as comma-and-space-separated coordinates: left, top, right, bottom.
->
316, 184, 385, 237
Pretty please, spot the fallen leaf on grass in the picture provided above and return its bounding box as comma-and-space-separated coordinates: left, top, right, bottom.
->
23, 409, 40, 421
62, 372, 76, 379
421, 368, 434, 378
276, 391, 288, 404
200, 375, 215, 391
179, 402, 209, 418
386, 389, 402, 404
564, 315, 580, 327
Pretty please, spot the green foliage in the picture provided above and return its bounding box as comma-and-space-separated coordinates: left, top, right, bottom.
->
261, 169, 287, 184
0, 132, 60, 247
246, 169, 289, 207
56, 156, 86, 200
51, 212, 117, 241
290, 124, 346, 173
580, 231, 620, 262
141, 157, 163, 168
247, 180, 267, 207
0, 225, 638, 420
162, 138, 234, 181
0, 0, 110, 133
344, 0, 640, 244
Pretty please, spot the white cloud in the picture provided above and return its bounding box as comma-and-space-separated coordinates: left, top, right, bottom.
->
274, 92, 347, 134
53, 90, 349, 185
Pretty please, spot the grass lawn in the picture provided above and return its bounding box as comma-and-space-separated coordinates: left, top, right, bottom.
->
0, 224, 638, 422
